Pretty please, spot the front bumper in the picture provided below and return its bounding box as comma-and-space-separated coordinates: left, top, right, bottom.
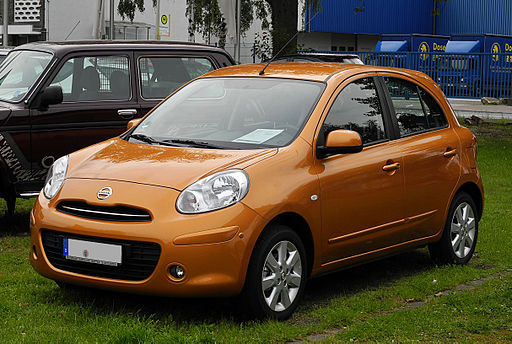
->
30, 178, 263, 297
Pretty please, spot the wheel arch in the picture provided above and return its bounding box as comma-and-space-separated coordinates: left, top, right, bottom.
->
263, 212, 315, 277
456, 182, 483, 221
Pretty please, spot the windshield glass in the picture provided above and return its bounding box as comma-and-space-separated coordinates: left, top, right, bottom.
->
0, 50, 53, 102
130, 77, 324, 149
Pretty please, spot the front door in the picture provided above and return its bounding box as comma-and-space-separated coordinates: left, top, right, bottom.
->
316, 76, 406, 264
30, 53, 139, 185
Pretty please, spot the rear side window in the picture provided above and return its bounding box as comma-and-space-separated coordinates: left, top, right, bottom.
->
384, 77, 448, 136
320, 77, 387, 145
138, 56, 214, 99
419, 88, 448, 129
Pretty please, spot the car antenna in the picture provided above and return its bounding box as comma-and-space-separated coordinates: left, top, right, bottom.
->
259, 10, 320, 76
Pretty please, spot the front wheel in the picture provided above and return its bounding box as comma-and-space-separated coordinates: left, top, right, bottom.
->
242, 224, 307, 320
429, 192, 479, 265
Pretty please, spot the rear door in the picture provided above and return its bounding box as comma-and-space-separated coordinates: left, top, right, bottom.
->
30, 52, 138, 180
379, 74, 461, 239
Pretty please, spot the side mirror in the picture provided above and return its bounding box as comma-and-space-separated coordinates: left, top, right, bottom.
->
127, 118, 142, 130
38, 85, 63, 109
317, 129, 363, 158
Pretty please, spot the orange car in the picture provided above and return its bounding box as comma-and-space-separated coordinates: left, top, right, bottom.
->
30, 63, 483, 319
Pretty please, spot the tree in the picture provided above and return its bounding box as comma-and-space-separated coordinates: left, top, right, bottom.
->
186, 0, 227, 46
117, 0, 320, 56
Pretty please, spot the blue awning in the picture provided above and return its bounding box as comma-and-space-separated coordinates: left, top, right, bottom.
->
374, 40, 408, 52
445, 40, 481, 53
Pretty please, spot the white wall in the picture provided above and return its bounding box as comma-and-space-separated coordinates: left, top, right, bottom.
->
45, 0, 269, 63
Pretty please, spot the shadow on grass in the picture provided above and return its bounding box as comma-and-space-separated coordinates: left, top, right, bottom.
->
38, 249, 436, 324
0, 212, 31, 237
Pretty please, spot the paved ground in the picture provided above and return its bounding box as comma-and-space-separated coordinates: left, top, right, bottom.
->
448, 98, 512, 120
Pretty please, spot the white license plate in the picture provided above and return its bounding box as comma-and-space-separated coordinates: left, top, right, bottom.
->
63, 238, 122, 266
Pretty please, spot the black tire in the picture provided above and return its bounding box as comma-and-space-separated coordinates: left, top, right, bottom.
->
429, 192, 479, 265
242, 224, 307, 320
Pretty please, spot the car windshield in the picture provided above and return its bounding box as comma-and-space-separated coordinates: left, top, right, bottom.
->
130, 77, 325, 149
0, 50, 53, 102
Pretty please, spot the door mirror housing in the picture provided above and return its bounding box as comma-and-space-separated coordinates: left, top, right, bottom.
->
317, 129, 363, 158
37, 86, 63, 109
127, 118, 142, 130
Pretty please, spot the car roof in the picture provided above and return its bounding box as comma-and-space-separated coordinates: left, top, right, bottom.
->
203, 62, 425, 83
12, 40, 231, 56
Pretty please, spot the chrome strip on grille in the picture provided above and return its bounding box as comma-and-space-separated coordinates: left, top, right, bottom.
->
56, 201, 152, 222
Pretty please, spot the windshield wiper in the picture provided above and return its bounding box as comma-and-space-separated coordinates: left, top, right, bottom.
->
128, 133, 161, 145
162, 139, 223, 149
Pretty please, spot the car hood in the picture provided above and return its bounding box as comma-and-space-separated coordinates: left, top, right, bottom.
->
68, 138, 277, 191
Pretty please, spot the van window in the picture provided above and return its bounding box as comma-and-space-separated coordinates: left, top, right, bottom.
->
321, 77, 387, 145
138, 56, 214, 99
50, 56, 130, 102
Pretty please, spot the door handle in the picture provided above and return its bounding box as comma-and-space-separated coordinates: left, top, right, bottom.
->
382, 162, 400, 172
443, 148, 457, 158
117, 109, 137, 119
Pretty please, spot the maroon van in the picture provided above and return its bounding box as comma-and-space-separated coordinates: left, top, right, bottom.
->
0, 41, 234, 216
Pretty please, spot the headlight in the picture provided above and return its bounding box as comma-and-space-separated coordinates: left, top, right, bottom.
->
176, 169, 249, 214
43, 155, 69, 199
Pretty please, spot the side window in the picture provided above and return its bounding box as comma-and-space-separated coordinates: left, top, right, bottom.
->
384, 77, 427, 136
138, 56, 214, 99
50, 55, 130, 102
384, 77, 449, 136
321, 77, 387, 145
418, 88, 448, 129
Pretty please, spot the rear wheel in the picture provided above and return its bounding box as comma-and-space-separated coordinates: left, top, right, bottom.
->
242, 224, 307, 320
429, 192, 478, 265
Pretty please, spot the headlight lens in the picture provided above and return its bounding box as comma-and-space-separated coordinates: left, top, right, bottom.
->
43, 155, 69, 199
176, 169, 249, 214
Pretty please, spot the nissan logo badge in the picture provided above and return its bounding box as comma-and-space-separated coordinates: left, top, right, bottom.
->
97, 187, 113, 200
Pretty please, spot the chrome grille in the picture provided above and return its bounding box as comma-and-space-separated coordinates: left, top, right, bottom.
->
57, 201, 151, 222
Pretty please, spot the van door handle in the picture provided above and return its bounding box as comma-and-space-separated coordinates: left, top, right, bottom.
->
117, 109, 137, 119
382, 162, 400, 172
443, 148, 457, 158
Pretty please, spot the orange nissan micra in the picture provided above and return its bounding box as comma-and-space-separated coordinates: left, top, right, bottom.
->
30, 63, 483, 319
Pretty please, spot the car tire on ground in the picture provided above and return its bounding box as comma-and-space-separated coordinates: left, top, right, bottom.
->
429, 192, 479, 265
242, 224, 307, 320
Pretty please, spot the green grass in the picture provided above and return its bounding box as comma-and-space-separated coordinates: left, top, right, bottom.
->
1, 122, 511, 343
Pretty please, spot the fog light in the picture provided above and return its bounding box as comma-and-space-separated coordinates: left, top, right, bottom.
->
32, 245, 38, 260
169, 265, 185, 279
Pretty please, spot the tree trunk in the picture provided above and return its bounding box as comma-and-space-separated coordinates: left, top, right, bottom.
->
265, 0, 298, 56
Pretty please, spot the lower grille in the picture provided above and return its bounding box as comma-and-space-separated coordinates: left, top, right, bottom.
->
56, 201, 152, 222
42, 229, 161, 281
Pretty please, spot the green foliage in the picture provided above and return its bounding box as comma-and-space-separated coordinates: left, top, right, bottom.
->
186, 0, 227, 46
117, 0, 157, 22
251, 31, 272, 61
354, 0, 365, 14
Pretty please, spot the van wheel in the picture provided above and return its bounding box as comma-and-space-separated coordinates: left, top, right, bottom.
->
429, 192, 478, 265
243, 224, 307, 320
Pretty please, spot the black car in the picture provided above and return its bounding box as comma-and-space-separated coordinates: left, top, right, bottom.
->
0, 41, 234, 216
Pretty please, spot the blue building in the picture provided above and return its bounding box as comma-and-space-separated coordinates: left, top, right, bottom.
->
299, 0, 512, 52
